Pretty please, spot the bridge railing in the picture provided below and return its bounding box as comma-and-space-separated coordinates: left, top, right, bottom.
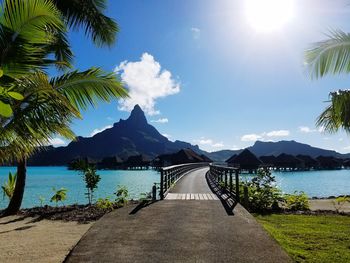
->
160, 162, 209, 199
208, 164, 240, 202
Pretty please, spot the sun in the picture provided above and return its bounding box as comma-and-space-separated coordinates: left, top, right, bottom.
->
245, 0, 295, 32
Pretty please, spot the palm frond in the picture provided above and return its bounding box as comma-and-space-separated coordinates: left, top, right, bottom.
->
51, 68, 128, 110
305, 30, 350, 78
54, 0, 118, 47
0, 0, 67, 78
317, 90, 350, 133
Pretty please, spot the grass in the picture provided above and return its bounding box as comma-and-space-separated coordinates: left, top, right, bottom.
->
255, 214, 350, 263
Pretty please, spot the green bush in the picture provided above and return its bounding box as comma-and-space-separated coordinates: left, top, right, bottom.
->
73, 161, 101, 205
241, 169, 283, 212
50, 187, 67, 206
284, 191, 310, 211
115, 185, 129, 206
96, 197, 114, 210
1, 172, 17, 200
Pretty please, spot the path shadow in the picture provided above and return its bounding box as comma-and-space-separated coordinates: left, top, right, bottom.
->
206, 171, 238, 216
0, 225, 36, 235
129, 200, 159, 215
0, 215, 29, 225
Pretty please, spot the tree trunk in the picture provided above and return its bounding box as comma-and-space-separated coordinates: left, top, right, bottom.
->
1, 157, 27, 216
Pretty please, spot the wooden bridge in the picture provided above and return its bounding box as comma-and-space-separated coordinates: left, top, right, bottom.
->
66, 163, 291, 263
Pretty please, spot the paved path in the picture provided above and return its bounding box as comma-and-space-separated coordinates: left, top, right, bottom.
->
66, 168, 291, 263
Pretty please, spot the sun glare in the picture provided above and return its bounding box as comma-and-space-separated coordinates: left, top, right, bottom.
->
245, 0, 295, 32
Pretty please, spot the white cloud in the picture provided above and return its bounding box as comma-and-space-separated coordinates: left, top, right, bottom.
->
191, 27, 201, 39
241, 130, 290, 142
115, 53, 180, 115
151, 118, 169, 123
265, 130, 290, 137
344, 146, 350, 150
339, 138, 344, 142
299, 126, 325, 133
90, 125, 112, 137
48, 137, 66, 146
241, 134, 263, 142
193, 137, 224, 149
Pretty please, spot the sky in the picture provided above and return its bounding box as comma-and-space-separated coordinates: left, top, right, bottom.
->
51, 0, 350, 153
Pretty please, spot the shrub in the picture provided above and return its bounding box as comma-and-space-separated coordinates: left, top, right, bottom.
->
38, 195, 46, 207
1, 172, 17, 200
115, 185, 128, 206
242, 169, 283, 212
284, 191, 309, 211
73, 161, 101, 205
50, 188, 67, 206
139, 192, 152, 202
96, 197, 114, 210
332, 196, 350, 213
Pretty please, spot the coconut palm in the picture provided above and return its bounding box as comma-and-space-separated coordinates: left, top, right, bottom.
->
0, 0, 127, 215
305, 30, 350, 132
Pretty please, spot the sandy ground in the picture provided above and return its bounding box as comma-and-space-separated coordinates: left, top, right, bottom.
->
309, 199, 350, 213
0, 215, 92, 263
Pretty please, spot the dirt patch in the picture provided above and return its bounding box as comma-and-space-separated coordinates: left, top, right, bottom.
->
0, 215, 92, 263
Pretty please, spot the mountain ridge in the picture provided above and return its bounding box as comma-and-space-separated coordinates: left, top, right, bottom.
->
29, 105, 350, 165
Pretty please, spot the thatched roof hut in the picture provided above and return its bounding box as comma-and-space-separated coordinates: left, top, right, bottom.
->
316, 156, 342, 170
154, 148, 207, 166
98, 156, 124, 169
226, 149, 262, 171
296, 155, 319, 169
170, 149, 205, 165
225, 154, 237, 163
125, 154, 151, 169
274, 153, 303, 169
200, 154, 213, 163
260, 155, 277, 167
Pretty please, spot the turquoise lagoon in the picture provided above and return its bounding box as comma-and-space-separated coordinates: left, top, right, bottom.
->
0, 166, 349, 209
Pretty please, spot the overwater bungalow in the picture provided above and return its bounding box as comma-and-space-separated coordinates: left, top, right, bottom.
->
226, 149, 262, 173
274, 153, 303, 171
68, 156, 100, 169
154, 148, 209, 167
225, 154, 237, 164
97, 156, 124, 169
296, 155, 319, 170
316, 156, 342, 170
259, 155, 277, 168
124, 154, 151, 170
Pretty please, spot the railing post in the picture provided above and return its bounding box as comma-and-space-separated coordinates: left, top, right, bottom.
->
160, 169, 164, 200
235, 169, 240, 202
229, 170, 233, 192
224, 170, 228, 188
152, 183, 157, 201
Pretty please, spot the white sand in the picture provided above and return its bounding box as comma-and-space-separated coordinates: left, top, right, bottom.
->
309, 199, 350, 213
0, 215, 92, 263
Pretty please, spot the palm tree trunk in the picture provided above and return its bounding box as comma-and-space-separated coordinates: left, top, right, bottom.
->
2, 157, 27, 216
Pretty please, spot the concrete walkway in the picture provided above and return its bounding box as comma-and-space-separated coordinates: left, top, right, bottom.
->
66, 168, 291, 263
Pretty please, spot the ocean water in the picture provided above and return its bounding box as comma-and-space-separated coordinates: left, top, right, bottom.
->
0, 167, 349, 209
0, 166, 159, 209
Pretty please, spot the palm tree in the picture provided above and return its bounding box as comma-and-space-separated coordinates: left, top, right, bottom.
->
305, 30, 350, 132
0, 0, 127, 215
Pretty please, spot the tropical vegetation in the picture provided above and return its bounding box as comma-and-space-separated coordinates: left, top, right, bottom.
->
1, 172, 17, 200
73, 160, 101, 205
305, 30, 350, 133
0, 0, 127, 216
50, 187, 68, 206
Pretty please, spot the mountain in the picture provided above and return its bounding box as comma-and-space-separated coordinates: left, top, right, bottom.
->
207, 140, 350, 162
29, 105, 205, 165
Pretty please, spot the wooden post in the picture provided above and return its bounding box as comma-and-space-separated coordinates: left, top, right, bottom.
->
235, 169, 240, 202
229, 170, 233, 192
224, 170, 228, 188
152, 183, 157, 201
243, 185, 249, 208
160, 169, 164, 200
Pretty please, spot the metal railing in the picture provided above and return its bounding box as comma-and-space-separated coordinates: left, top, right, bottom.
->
209, 164, 240, 202
159, 162, 209, 199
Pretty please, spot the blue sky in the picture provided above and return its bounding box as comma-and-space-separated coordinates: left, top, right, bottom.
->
52, 0, 350, 153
